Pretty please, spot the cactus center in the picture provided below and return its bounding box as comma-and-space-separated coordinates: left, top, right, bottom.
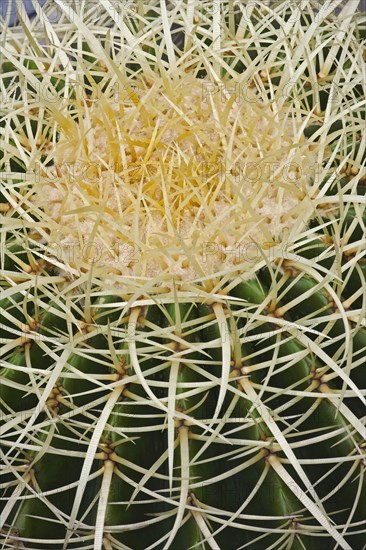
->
38, 74, 315, 283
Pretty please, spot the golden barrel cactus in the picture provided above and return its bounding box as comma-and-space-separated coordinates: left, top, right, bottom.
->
0, 1, 365, 548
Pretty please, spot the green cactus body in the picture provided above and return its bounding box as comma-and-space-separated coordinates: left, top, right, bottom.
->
1, 1, 365, 549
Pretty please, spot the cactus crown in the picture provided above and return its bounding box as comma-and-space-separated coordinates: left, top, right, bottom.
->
34, 71, 316, 284
3, 0, 363, 292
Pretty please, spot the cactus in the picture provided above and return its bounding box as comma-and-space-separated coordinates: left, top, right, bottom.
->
1, 1, 365, 549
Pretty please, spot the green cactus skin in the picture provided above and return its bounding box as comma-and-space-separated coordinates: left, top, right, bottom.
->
1, 1, 365, 549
